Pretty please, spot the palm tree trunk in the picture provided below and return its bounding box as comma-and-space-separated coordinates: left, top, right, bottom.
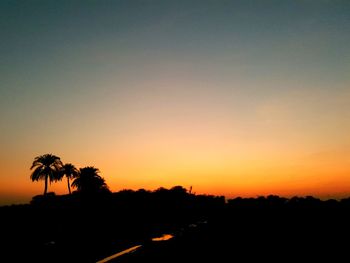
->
44, 176, 48, 195
67, 177, 71, 194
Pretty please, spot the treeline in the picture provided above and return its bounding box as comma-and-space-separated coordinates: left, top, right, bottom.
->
228, 194, 350, 208
29, 185, 225, 223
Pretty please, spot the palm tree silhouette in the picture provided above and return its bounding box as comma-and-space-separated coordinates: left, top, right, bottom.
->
60, 163, 79, 194
30, 154, 63, 195
71, 166, 109, 194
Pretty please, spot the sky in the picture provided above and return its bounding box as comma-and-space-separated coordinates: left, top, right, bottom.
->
1, 0, 350, 205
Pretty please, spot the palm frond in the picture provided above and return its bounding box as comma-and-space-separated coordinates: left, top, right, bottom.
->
71, 166, 108, 193
61, 163, 79, 179
30, 166, 45, 181
29, 153, 63, 183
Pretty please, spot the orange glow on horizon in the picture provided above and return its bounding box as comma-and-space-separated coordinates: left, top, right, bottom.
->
1, 149, 350, 205
1, 124, 350, 206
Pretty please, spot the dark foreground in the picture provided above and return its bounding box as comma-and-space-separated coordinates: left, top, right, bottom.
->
115, 197, 350, 262
1, 189, 350, 262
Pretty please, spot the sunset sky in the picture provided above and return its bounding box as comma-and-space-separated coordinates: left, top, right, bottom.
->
1, 0, 350, 205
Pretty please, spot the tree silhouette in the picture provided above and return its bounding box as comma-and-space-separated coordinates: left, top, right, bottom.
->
60, 163, 79, 194
71, 166, 109, 194
30, 154, 63, 195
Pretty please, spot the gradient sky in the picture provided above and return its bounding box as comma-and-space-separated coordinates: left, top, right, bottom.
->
1, 0, 350, 205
